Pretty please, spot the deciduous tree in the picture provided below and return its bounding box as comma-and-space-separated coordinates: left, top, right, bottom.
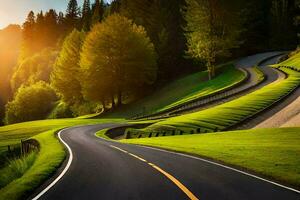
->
184, 0, 242, 80
80, 14, 157, 107
51, 30, 85, 104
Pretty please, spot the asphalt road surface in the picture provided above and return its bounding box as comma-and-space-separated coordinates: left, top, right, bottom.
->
34, 124, 299, 200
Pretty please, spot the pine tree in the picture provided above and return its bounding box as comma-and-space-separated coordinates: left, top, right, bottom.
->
92, 0, 105, 26
82, 0, 92, 31
44, 9, 59, 47
66, 0, 81, 30
269, 0, 297, 49
21, 11, 36, 59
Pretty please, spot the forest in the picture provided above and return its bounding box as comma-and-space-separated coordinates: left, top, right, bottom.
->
0, 0, 300, 125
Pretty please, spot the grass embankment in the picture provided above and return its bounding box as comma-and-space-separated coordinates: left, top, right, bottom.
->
122, 128, 300, 188
277, 50, 300, 68
127, 67, 300, 138
0, 118, 124, 200
104, 65, 245, 118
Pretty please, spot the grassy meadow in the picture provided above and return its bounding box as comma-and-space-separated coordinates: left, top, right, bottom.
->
122, 128, 300, 188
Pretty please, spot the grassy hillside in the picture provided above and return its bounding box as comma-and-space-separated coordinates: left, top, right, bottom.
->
278, 51, 300, 67
122, 128, 300, 188
127, 67, 300, 138
105, 64, 245, 118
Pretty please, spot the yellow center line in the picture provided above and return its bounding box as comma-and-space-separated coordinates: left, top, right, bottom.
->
110, 145, 128, 154
128, 153, 147, 162
110, 145, 199, 200
148, 163, 199, 200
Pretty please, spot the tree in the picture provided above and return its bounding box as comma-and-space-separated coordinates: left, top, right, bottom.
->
11, 49, 58, 92
51, 30, 85, 105
269, 0, 297, 49
44, 9, 59, 47
82, 0, 92, 31
21, 11, 36, 59
66, 0, 81, 30
184, 0, 242, 80
119, 0, 187, 80
92, 0, 105, 26
4, 81, 57, 124
80, 14, 157, 107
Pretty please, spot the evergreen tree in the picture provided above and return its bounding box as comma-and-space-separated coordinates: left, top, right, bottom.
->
119, 0, 187, 80
269, 0, 297, 49
80, 14, 157, 107
66, 0, 81, 30
44, 9, 59, 47
82, 0, 92, 31
110, 0, 122, 14
51, 30, 85, 105
92, 0, 105, 25
21, 11, 36, 59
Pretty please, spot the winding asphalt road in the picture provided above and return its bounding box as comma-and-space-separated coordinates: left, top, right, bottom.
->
138, 52, 285, 119
33, 124, 299, 200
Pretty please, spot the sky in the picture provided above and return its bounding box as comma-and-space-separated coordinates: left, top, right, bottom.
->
0, 0, 106, 29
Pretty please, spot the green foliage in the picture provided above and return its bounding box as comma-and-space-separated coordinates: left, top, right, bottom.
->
269, 0, 297, 50
82, 0, 92, 31
119, 0, 187, 80
11, 49, 58, 91
184, 0, 242, 79
48, 102, 73, 119
80, 14, 157, 106
65, 0, 81, 30
92, 0, 105, 26
51, 30, 85, 104
5, 82, 58, 124
122, 128, 300, 188
70, 101, 101, 117
0, 152, 37, 189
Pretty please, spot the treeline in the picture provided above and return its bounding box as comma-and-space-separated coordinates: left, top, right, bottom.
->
3, 0, 300, 124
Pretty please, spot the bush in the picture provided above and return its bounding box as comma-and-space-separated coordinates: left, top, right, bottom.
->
48, 101, 73, 119
4, 82, 57, 124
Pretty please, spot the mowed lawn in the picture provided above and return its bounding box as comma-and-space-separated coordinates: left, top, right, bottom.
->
122, 128, 300, 188
104, 64, 245, 118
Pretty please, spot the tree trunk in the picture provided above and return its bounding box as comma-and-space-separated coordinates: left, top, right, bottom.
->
117, 89, 122, 107
111, 94, 115, 109
101, 100, 106, 112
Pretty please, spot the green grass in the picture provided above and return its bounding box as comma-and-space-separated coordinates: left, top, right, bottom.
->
95, 128, 112, 140
127, 67, 300, 138
0, 118, 125, 200
277, 50, 300, 69
122, 128, 300, 188
104, 65, 245, 118
0, 152, 37, 189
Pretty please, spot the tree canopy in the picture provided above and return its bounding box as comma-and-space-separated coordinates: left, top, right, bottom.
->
80, 14, 157, 107
51, 30, 85, 105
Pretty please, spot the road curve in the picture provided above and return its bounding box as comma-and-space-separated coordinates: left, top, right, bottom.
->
32, 124, 299, 200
